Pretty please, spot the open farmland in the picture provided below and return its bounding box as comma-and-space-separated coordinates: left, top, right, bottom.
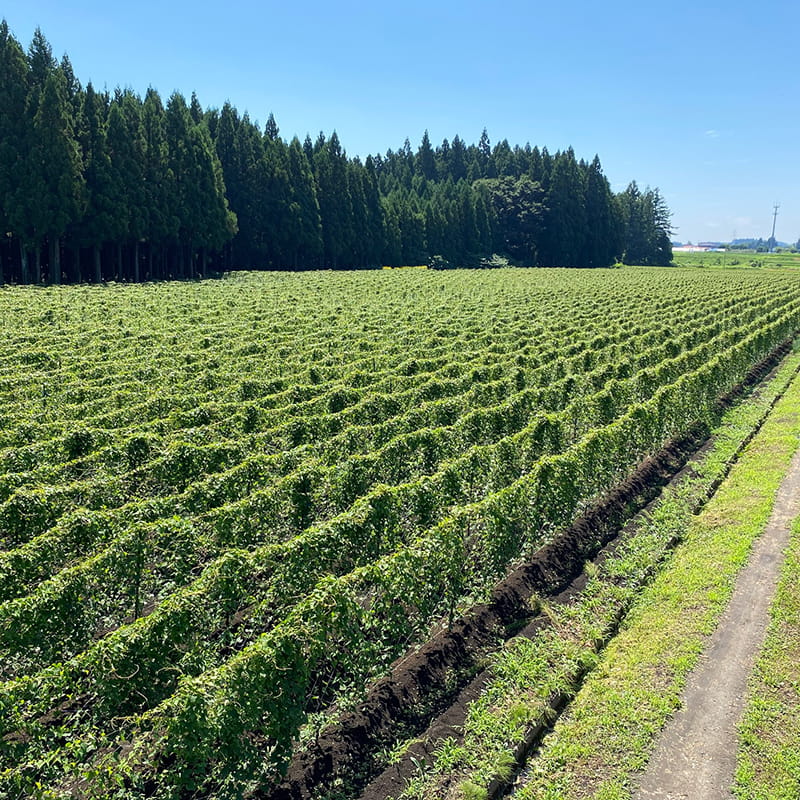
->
2, 267, 800, 798
671, 250, 800, 270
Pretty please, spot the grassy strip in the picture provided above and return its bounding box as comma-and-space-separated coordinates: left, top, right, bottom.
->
671, 251, 800, 270
733, 515, 800, 799
507, 357, 800, 799
394, 349, 800, 800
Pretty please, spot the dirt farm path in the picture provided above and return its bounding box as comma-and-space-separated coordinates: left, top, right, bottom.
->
633, 444, 800, 799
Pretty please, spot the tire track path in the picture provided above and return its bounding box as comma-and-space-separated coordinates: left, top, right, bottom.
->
634, 443, 800, 799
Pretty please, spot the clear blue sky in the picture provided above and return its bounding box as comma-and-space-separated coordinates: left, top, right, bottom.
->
5, 0, 799, 245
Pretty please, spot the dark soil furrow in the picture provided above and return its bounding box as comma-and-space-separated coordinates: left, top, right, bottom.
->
265, 339, 795, 800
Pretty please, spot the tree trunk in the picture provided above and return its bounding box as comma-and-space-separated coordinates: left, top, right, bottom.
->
187, 241, 194, 279
116, 243, 123, 280
73, 246, 82, 283
49, 237, 61, 284
34, 246, 41, 283
93, 243, 102, 283
19, 240, 29, 284
134, 241, 140, 282
147, 242, 154, 281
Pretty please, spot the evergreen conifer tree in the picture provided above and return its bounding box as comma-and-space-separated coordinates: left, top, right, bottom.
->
478, 128, 493, 177
75, 82, 119, 281
0, 22, 29, 282
314, 131, 353, 268
583, 155, 619, 267
142, 88, 177, 278
264, 112, 279, 142
449, 135, 467, 182
23, 68, 84, 283
540, 148, 586, 266
286, 136, 322, 267
416, 130, 437, 181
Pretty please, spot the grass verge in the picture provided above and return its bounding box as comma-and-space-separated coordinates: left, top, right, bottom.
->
509, 356, 800, 799
671, 251, 800, 270
733, 515, 800, 799
393, 349, 800, 800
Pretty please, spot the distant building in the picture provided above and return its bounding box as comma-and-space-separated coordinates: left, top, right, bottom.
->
673, 244, 712, 252
673, 242, 725, 253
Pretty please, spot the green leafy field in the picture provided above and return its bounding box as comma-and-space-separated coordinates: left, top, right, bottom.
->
397, 349, 800, 800
671, 250, 800, 270
3, 267, 800, 798
499, 352, 800, 800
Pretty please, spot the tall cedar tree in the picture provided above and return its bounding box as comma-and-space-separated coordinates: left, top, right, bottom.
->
0, 20, 673, 280
28, 69, 85, 283
117, 91, 148, 280
286, 137, 323, 267
583, 155, 619, 267
0, 23, 29, 283
618, 182, 672, 266
141, 88, 178, 277
75, 83, 119, 282
416, 130, 437, 182
314, 132, 353, 268
540, 148, 587, 267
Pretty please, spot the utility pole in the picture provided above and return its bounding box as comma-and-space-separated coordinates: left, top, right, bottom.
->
769, 203, 780, 251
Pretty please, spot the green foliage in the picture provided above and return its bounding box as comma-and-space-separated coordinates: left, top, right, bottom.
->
0, 20, 674, 282
0, 21, 29, 277
479, 254, 511, 268
459, 781, 488, 800
617, 181, 673, 266
735, 515, 800, 798
1, 267, 799, 796
401, 348, 800, 800
476, 176, 545, 264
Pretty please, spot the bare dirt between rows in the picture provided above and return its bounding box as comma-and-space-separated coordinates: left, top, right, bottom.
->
264, 340, 794, 800
633, 443, 800, 800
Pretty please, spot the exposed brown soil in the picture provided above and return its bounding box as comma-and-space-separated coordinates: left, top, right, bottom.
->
264, 340, 793, 800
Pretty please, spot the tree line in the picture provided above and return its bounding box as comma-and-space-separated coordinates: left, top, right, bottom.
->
0, 23, 673, 284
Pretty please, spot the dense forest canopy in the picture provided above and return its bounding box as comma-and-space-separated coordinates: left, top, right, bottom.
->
0, 23, 673, 284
